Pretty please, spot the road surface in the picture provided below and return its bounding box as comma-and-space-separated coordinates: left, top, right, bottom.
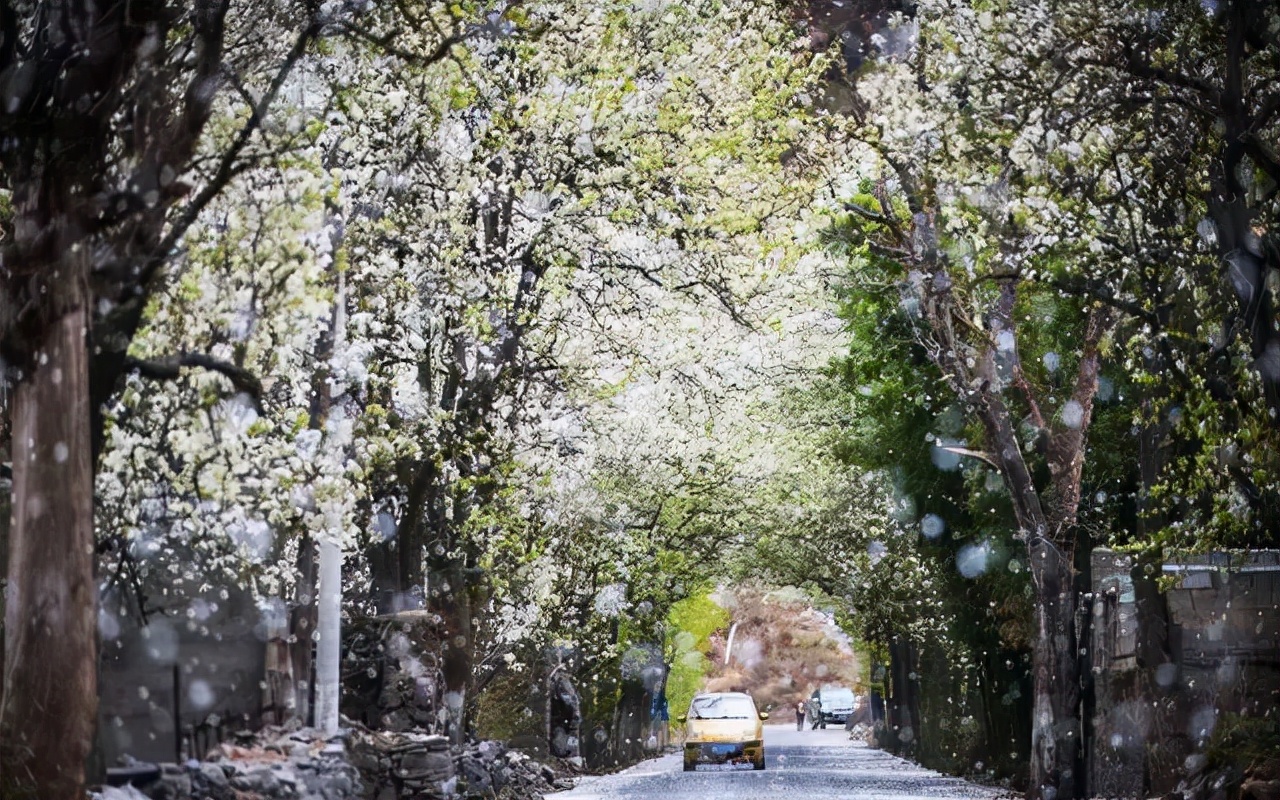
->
554, 725, 1014, 800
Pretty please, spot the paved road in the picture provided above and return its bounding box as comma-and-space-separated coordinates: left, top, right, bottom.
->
554, 725, 1014, 800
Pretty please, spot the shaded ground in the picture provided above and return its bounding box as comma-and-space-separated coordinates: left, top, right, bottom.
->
554, 725, 1014, 800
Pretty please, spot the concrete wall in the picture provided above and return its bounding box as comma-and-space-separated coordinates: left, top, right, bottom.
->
97, 581, 267, 765
1089, 549, 1280, 797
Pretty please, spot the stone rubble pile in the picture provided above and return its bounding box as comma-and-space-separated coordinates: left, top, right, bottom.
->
456, 739, 573, 799
96, 725, 361, 800
95, 721, 573, 800
349, 727, 573, 799
1169, 760, 1280, 800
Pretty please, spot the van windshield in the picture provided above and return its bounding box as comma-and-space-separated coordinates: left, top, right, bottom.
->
690, 695, 756, 719
821, 689, 855, 705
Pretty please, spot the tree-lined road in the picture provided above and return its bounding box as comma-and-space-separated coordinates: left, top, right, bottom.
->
555, 726, 1013, 800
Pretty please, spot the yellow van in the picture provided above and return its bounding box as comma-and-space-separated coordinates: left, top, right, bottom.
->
679, 691, 767, 771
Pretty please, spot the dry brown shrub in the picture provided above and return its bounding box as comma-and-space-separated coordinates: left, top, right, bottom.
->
701, 586, 861, 712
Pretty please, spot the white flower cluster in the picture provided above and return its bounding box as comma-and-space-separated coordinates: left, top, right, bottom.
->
94, 0, 848, 673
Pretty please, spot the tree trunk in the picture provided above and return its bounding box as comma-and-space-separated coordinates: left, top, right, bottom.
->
289, 535, 318, 725
1028, 540, 1081, 800
614, 678, 646, 767
0, 306, 97, 800
436, 562, 473, 745
367, 541, 398, 614
1208, 1, 1280, 419
546, 665, 558, 754
367, 461, 433, 615
0, 430, 8, 697
315, 537, 343, 734
887, 635, 911, 754
397, 463, 432, 604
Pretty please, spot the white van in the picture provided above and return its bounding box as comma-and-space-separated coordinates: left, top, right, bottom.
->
810, 686, 857, 728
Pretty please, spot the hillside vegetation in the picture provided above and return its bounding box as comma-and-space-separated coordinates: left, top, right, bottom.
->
697, 586, 863, 714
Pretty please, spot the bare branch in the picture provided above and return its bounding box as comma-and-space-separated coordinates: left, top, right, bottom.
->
842, 200, 896, 227
936, 445, 1001, 468
124, 353, 264, 408
1118, 48, 1222, 105
339, 23, 461, 67
1045, 303, 1117, 526
992, 277, 1046, 430
1040, 275, 1158, 325
866, 241, 910, 261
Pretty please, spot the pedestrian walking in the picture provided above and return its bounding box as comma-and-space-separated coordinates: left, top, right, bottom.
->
795, 700, 806, 731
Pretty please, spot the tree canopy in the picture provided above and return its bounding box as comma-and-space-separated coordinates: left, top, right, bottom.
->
0, 0, 1276, 798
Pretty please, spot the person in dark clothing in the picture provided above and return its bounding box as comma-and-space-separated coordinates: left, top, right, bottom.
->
795, 700, 806, 731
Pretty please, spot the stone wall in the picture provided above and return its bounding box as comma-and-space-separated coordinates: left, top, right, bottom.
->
350, 731, 454, 799
97, 595, 576, 799
97, 726, 361, 800
348, 730, 566, 800
341, 611, 447, 734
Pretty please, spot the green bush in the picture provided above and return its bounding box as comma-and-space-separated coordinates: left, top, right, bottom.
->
474, 672, 543, 742
1205, 713, 1280, 780
665, 594, 729, 716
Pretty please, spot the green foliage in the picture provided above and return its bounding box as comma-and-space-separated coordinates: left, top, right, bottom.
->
1204, 713, 1280, 781
473, 673, 543, 742
664, 594, 729, 716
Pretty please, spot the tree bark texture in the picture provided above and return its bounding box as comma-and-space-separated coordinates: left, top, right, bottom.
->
289, 536, 318, 725
887, 636, 910, 754
0, 4, 229, 789
613, 678, 646, 767
0, 307, 97, 800
436, 562, 474, 746
1028, 541, 1081, 800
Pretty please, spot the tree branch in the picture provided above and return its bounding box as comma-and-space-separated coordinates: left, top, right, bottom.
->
1045, 303, 1117, 531
1118, 48, 1221, 105
843, 200, 896, 228
993, 277, 1046, 430
1041, 275, 1158, 325
866, 240, 910, 261
339, 23, 461, 67
124, 353, 263, 408
146, 15, 324, 288
935, 445, 1001, 468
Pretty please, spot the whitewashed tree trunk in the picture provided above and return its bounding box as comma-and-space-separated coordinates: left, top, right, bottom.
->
314, 245, 350, 735
315, 536, 343, 734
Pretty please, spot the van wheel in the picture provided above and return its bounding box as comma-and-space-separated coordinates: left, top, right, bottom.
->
754, 755, 765, 771
683, 760, 696, 772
